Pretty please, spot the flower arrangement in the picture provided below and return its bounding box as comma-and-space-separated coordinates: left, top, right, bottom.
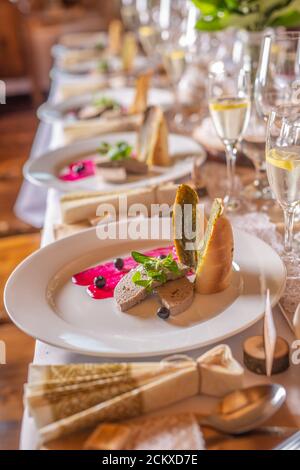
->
192, 0, 300, 31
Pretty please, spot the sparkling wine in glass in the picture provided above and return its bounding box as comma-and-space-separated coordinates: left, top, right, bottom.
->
241, 111, 272, 202
162, 47, 187, 128
208, 66, 251, 211
266, 105, 300, 265
255, 32, 300, 121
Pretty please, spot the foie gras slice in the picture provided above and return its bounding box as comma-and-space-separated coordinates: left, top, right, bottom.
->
156, 277, 194, 316
115, 264, 189, 312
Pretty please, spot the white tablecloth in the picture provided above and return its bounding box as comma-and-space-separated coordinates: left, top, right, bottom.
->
18, 82, 300, 450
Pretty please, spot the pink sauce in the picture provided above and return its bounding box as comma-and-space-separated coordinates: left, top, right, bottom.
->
59, 159, 96, 181
72, 246, 176, 299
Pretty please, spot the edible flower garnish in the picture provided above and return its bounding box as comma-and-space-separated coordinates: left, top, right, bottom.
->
131, 251, 180, 291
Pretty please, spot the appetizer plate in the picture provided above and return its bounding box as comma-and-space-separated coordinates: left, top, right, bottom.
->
37, 87, 174, 123
4, 219, 286, 358
23, 132, 204, 192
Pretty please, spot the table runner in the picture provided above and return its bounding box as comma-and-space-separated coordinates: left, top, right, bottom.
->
18, 81, 300, 450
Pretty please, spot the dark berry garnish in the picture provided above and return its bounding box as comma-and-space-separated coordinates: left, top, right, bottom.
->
159, 254, 167, 260
73, 163, 85, 174
94, 275, 106, 289
114, 257, 124, 270
157, 306, 170, 320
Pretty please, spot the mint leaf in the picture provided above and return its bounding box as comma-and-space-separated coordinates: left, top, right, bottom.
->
131, 251, 151, 264
98, 142, 111, 155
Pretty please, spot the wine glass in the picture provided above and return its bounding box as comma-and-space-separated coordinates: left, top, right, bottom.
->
208, 64, 251, 211
162, 45, 187, 129
241, 109, 272, 202
266, 105, 300, 266
120, 0, 140, 31
255, 31, 300, 121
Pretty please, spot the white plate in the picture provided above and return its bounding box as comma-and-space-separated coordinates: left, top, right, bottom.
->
37, 87, 174, 123
4, 219, 286, 358
23, 132, 205, 192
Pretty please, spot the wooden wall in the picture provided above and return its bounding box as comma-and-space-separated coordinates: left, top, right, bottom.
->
0, 2, 26, 77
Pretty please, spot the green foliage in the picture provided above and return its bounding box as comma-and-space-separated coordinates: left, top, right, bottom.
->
192, 0, 300, 31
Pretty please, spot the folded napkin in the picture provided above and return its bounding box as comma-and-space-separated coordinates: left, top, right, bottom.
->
59, 79, 107, 100
57, 49, 105, 69
59, 32, 106, 49
24, 346, 244, 443
63, 113, 141, 143
60, 182, 178, 225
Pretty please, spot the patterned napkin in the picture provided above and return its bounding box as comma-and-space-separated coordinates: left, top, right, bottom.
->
24, 346, 244, 444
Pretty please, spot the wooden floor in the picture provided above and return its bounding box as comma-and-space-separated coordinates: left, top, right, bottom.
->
0, 97, 39, 449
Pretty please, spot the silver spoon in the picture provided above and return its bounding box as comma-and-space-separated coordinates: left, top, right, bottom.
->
198, 384, 286, 435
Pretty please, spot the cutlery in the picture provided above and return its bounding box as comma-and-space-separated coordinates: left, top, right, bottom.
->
274, 431, 300, 450
197, 384, 286, 435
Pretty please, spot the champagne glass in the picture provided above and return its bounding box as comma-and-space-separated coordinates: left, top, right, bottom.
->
121, 0, 140, 31
208, 65, 251, 211
241, 109, 272, 202
266, 105, 300, 266
255, 31, 300, 121
162, 46, 187, 129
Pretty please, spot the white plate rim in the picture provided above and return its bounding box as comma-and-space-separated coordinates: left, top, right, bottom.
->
23, 132, 205, 192
4, 221, 287, 358
37, 87, 175, 123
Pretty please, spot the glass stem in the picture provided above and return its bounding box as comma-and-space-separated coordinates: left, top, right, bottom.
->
224, 142, 237, 201
253, 161, 265, 189
283, 206, 295, 254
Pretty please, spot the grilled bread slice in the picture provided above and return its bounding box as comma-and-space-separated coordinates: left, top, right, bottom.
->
136, 106, 170, 166
173, 184, 206, 269
130, 72, 152, 114
195, 198, 233, 294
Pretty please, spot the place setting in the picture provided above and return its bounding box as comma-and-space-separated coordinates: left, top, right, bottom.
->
2, 0, 300, 455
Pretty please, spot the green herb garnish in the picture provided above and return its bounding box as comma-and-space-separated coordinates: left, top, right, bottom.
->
97, 141, 133, 161
98, 142, 110, 154
131, 252, 180, 291
92, 96, 120, 109
108, 141, 133, 161
98, 60, 109, 72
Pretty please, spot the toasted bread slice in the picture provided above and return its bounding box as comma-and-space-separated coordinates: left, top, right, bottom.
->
108, 19, 123, 55
136, 106, 170, 166
195, 198, 233, 294
130, 72, 152, 114
121, 32, 137, 72
173, 184, 206, 269
173, 184, 199, 269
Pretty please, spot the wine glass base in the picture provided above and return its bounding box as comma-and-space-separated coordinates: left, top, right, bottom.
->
242, 182, 273, 201
223, 195, 241, 212
281, 251, 300, 279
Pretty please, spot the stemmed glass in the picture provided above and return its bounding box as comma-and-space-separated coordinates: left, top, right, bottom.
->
266, 105, 300, 266
255, 32, 300, 120
161, 45, 187, 128
241, 109, 271, 201
208, 65, 251, 211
